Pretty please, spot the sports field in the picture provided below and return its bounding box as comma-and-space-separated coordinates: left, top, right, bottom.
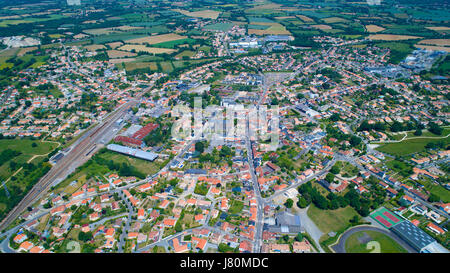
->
344, 230, 408, 253
370, 207, 403, 229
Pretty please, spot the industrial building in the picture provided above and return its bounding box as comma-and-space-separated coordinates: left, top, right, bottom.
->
390, 220, 448, 253
107, 144, 158, 161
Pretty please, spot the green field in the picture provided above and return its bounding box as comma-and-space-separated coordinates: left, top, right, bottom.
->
0, 139, 58, 180
375, 136, 450, 157
307, 204, 359, 235
345, 230, 408, 253
228, 200, 244, 214
204, 23, 234, 31
96, 150, 161, 176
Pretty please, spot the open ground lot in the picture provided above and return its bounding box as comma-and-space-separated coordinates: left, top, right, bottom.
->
307, 204, 359, 235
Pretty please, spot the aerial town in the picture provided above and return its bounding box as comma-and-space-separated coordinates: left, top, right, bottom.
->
0, 0, 448, 256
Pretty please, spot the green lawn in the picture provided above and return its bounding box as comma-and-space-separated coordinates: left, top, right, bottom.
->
228, 200, 244, 214
345, 230, 408, 253
307, 204, 359, 235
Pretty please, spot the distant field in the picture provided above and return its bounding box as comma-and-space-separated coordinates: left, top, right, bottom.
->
311, 24, 332, 30
109, 58, 136, 64
118, 44, 175, 54
17, 47, 37, 56
365, 25, 386, 33
415, 45, 450, 53
125, 33, 186, 45
107, 49, 137, 58
426, 26, 450, 31
204, 23, 234, 31
107, 42, 123, 49
368, 34, 422, 41
247, 22, 291, 35
323, 17, 348, 23
296, 15, 314, 22
174, 9, 220, 20
418, 39, 450, 46
84, 44, 106, 52
345, 230, 407, 253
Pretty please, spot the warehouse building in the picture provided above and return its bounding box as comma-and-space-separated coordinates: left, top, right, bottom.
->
107, 144, 158, 161
390, 220, 448, 253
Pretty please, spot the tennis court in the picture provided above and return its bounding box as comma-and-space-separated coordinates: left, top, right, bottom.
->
370, 207, 404, 229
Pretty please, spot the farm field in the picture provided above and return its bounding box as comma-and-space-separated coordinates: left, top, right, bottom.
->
107, 50, 137, 58
204, 23, 234, 32
323, 17, 348, 23
365, 25, 386, 33
368, 34, 423, 41
296, 15, 314, 22
247, 22, 291, 35
174, 9, 220, 20
418, 39, 450, 46
118, 44, 175, 54
84, 44, 106, 52
311, 24, 332, 30
415, 45, 450, 52
125, 33, 187, 45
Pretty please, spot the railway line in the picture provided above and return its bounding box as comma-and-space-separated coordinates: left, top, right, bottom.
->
0, 89, 148, 232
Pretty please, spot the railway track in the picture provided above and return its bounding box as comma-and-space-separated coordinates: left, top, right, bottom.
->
0, 98, 138, 231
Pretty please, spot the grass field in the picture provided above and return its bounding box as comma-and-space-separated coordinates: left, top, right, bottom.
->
307, 204, 359, 235
375, 135, 450, 157
0, 139, 58, 181
345, 230, 407, 253
96, 150, 161, 176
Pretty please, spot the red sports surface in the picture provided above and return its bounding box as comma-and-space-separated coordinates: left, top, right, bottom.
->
375, 215, 392, 228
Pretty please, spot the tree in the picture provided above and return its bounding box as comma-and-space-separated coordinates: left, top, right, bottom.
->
295, 233, 304, 242
414, 128, 422, 136
325, 173, 335, 183
195, 141, 205, 153
429, 122, 443, 135
350, 135, 362, 147
284, 198, 294, 208
330, 164, 340, 175
428, 193, 440, 203
297, 197, 309, 208
175, 221, 182, 232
